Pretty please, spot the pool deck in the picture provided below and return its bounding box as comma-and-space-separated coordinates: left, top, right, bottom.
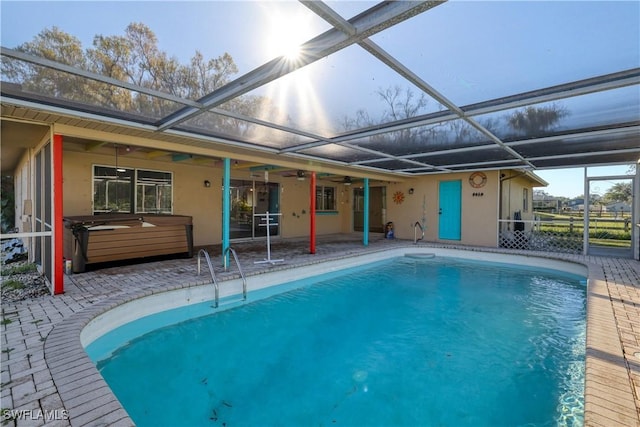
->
1, 234, 639, 426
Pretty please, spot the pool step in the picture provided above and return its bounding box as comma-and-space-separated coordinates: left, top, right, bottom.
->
404, 253, 436, 259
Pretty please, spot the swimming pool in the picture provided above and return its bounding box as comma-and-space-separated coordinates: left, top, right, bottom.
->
86, 254, 586, 426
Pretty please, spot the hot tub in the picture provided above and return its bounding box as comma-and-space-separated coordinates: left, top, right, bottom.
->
63, 214, 193, 273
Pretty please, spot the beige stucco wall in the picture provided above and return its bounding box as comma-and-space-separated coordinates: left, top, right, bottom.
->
279, 179, 310, 237
57, 141, 541, 250
500, 171, 536, 222
10, 134, 544, 254
61, 144, 352, 246
385, 171, 500, 247
62, 146, 222, 247
278, 177, 349, 237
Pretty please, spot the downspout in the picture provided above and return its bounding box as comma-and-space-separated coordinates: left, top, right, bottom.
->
499, 171, 505, 221
500, 171, 527, 228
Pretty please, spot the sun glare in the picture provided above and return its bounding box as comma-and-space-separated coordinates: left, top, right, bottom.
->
256, 5, 333, 138
282, 44, 302, 61
265, 9, 313, 61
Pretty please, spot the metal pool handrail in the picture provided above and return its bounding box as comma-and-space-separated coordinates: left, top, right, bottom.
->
197, 249, 220, 307
224, 246, 247, 302
414, 221, 424, 244
197, 248, 247, 308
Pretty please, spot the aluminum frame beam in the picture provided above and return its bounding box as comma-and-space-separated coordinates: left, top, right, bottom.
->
282, 68, 640, 157
156, 1, 442, 131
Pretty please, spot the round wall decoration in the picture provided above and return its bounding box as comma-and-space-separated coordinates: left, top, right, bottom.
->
469, 171, 487, 188
392, 191, 405, 204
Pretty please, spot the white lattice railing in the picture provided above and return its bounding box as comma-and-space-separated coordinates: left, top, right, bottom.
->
498, 219, 584, 254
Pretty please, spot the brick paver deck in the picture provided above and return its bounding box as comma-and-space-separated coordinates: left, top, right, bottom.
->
2, 235, 639, 426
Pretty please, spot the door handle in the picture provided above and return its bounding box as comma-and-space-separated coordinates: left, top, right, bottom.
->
439, 208, 442, 215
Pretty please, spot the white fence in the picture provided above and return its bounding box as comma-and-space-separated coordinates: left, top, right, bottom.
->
498, 219, 584, 254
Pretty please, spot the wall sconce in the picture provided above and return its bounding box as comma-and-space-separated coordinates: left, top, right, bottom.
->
204, 180, 211, 188
408, 188, 414, 195
343, 176, 352, 186
297, 170, 306, 181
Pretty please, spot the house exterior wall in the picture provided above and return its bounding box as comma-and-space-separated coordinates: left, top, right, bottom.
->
61, 147, 222, 248
339, 185, 353, 233
275, 177, 348, 238
384, 171, 500, 247
500, 172, 536, 222
60, 145, 352, 246
12, 136, 540, 252
279, 179, 309, 238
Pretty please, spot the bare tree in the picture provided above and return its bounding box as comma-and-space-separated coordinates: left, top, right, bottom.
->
1, 23, 269, 136
507, 103, 569, 136
2, 27, 88, 101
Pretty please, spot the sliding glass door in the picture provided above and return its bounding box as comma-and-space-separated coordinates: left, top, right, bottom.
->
228, 179, 280, 240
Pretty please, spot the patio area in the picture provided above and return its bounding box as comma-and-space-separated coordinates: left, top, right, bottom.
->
1, 235, 639, 426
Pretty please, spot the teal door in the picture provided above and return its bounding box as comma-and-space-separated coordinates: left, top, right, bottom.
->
438, 180, 462, 240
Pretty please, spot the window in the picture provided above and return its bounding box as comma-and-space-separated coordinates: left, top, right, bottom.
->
523, 188, 529, 212
93, 166, 172, 214
315, 185, 336, 211
93, 166, 133, 213
136, 170, 173, 213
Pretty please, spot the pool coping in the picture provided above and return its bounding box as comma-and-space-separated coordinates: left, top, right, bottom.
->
81, 246, 589, 351
39, 244, 640, 426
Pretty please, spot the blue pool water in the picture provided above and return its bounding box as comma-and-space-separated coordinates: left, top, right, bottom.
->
88, 256, 586, 426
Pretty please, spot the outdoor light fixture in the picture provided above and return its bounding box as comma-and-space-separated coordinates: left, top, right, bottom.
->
408, 188, 414, 194
204, 180, 211, 188
343, 176, 352, 186
297, 170, 306, 180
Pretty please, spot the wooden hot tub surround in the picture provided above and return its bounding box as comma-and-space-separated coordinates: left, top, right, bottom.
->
63, 214, 194, 273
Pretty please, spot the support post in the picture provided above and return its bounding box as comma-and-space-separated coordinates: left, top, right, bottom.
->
53, 134, 64, 294
222, 158, 231, 268
583, 167, 589, 256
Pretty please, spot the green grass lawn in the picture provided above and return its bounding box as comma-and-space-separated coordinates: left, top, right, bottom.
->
534, 211, 632, 247
589, 238, 632, 248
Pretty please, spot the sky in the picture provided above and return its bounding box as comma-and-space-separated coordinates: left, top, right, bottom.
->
1, 1, 638, 198
0, 1, 330, 73
535, 165, 636, 199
